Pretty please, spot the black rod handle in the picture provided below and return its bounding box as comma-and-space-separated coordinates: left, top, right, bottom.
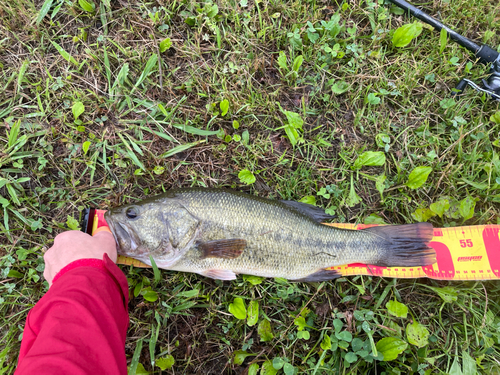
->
388, 0, 498, 64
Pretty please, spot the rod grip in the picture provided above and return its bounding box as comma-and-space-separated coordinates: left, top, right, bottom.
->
476, 45, 500, 64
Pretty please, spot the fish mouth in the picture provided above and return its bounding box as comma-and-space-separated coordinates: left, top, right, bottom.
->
106, 216, 138, 253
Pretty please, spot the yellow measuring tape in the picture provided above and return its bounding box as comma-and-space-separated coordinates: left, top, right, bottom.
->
324, 224, 500, 281
91, 211, 500, 281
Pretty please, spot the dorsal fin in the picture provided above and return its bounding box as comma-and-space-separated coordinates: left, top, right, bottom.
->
280, 200, 335, 223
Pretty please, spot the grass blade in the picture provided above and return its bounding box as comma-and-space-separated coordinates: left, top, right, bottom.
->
149, 255, 161, 285
7, 120, 21, 148
103, 47, 112, 96
160, 141, 203, 158
51, 41, 78, 65
128, 338, 143, 375
131, 54, 158, 93
17, 61, 29, 92
5, 184, 20, 205
171, 123, 221, 136
111, 63, 129, 93
36, 0, 54, 25
99, 2, 108, 35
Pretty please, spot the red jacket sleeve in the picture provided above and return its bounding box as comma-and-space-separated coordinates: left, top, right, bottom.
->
16, 254, 129, 375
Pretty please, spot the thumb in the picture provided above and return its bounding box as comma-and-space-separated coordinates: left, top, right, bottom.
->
93, 230, 118, 263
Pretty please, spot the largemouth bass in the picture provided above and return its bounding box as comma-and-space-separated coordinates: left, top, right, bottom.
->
105, 188, 435, 281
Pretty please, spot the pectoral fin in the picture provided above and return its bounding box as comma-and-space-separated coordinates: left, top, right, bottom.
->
199, 239, 246, 259
294, 268, 341, 282
201, 269, 237, 280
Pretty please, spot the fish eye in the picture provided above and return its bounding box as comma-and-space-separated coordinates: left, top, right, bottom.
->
125, 207, 138, 220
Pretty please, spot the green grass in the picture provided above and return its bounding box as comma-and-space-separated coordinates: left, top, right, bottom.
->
1, 0, 500, 373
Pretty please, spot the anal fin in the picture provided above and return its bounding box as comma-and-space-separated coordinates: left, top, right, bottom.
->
199, 239, 246, 259
294, 268, 341, 282
201, 269, 237, 280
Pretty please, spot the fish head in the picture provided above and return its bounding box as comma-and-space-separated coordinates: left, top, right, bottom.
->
105, 200, 200, 267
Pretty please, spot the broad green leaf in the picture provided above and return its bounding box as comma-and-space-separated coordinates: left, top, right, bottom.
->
336, 330, 352, 342
258, 319, 274, 342
459, 197, 477, 220
8, 269, 23, 278
232, 120, 240, 129
143, 289, 158, 302
82, 141, 91, 155
242, 274, 263, 285
346, 175, 362, 207
366, 93, 380, 105
233, 350, 256, 365
411, 208, 435, 222
376, 337, 408, 361
66, 215, 79, 230
364, 214, 386, 225
220, 99, 229, 116
133, 363, 148, 375
392, 21, 423, 47
406, 166, 432, 189
160, 141, 201, 158
449, 357, 463, 375
490, 111, 500, 124
320, 334, 332, 350
439, 28, 447, 53
440, 98, 456, 109
248, 363, 259, 375
36, 0, 54, 25
272, 357, 285, 370
277, 51, 288, 71
462, 352, 476, 375
406, 321, 430, 348
386, 300, 408, 318
376, 174, 386, 197
283, 363, 296, 374
261, 360, 278, 375
297, 330, 310, 340
351, 338, 364, 352
51, 41, 78, 65
331, 81, 349, 95
153, 166, 165, 175
247, 300, 259, 327
426, 286, 457, 303
228, 297, 246, 320
345, 352, 358, 363
280, 109, 303, 146
292, 55, 303, 73
299, 195, 316, 205
159, 38, 172, 53
353, 151, 385, 170
156, 355, 175, 370
430, 199, 450, 218
71, 102, 85, 120
238, 169, 256, 185
294, 316, 307, 331
79, 0, 95, 12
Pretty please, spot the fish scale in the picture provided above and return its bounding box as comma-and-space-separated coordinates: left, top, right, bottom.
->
105, 188, 435, 281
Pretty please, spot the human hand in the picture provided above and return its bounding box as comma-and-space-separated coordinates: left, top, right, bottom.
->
43, 230, 117, 287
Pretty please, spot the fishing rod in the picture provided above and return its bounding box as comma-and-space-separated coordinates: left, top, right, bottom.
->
388, 0, 500, 101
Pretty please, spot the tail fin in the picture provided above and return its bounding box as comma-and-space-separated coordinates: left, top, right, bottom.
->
364, 223, 436, 267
